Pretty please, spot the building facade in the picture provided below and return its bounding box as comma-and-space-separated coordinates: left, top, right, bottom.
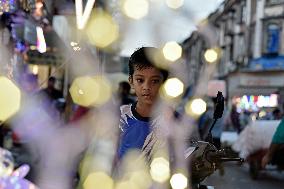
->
182, 0, 284, 112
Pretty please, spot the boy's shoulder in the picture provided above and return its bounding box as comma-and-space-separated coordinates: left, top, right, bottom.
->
120, 104, 133, 116
119, 104, 136, 132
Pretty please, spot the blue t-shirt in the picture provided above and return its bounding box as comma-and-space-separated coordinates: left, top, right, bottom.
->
272, 118, 284, 144
118, 104, 154, 159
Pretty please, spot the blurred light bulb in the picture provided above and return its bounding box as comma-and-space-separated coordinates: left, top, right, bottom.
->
70, 76, 112, 107
185, 98, 207, 116
163, 78, 184, 98
122, 0, 149, 19
162, 41, 182, 62
86, 11, 119, 48
150, 157, 170, 183
166, 0, 184, 9
83, 172, 113, 189
204, 48, 219, 63
170, 173, 188, 189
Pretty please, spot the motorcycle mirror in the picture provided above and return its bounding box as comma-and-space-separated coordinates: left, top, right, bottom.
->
213, 91, 224, 119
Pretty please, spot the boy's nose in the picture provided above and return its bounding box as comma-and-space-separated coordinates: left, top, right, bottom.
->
143, 82, 151, 90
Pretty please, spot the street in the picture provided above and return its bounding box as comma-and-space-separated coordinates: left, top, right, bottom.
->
203, 162, 284, 189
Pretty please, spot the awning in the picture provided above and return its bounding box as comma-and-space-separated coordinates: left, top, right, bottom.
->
249, 55, 284, 71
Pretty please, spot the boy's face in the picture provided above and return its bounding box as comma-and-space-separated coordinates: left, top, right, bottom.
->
129, 66, 164, 106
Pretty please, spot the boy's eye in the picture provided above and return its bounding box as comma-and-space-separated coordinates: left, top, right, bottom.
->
136, 79, 143, 83
152, 79, 160, 84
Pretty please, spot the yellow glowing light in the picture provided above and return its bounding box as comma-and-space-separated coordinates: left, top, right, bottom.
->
83, 172, 113, 189
115, 181, 139, 189
122, 0, 149, 20
92, 76, 112, 106
86, 11, 119, 48
69, 76, 112, 107
36, 26, 46, 53
150, 157, 170, 183
162, 41, 182, 62
130, 171, 152, 189
204, 48, 219, 63
0, 77, 21, 122
32, 65, 38, 75
76, 0, 96, 29
166, 0, 184, 9
163, 78, 184, 98
185, 98, 207, 116
170, 173, 188, 189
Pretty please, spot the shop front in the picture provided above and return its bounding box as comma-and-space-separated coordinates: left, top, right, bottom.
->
227, 71, 284, 112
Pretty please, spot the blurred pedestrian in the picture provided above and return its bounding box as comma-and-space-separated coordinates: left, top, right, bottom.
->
117, 81, 135, 105
230, 105, 242, 133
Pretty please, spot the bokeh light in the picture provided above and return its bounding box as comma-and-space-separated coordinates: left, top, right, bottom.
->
170, 173, 188, 189
204, 48, 220, 63
122, 0, 149, 20
185, 98, 207, 117
83, 172, 114, 189
162, 41, 182, 62
0, 76, 21, 122
150, 157, 170, 183
86, 10, 119, 48
115, 180, 139, 189
69, 76, 112, 107
165, 0, 184, 9
129, 170, 152, 189
162, 78, 184, 98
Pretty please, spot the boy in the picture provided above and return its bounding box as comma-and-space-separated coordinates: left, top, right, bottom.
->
117, 47, 168, 159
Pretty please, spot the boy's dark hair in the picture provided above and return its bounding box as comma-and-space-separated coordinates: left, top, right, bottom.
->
128, 47, 168, 80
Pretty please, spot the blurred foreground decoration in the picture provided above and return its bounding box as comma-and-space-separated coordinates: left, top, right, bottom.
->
86, 9, 119, 48
69, 75, 112, 107
0, 76, 21, 122
0, 147, 38, 189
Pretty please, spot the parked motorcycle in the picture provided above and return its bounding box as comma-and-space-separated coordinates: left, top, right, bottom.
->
186, 92, 244, 189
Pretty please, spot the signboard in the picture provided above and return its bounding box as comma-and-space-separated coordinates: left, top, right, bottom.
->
207, 80, 226, 98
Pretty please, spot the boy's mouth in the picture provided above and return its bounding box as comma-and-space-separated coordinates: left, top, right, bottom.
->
142, 94, 151, 97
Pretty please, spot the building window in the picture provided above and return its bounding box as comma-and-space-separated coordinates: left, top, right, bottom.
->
266, 0, 284, 5
264, 23, 281, 54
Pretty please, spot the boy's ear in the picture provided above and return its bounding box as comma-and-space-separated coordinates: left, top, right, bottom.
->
128, 76, 134, 88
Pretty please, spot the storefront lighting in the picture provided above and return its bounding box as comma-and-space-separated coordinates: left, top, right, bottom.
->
36, 26, 46, 53
32, 65, 38, 75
